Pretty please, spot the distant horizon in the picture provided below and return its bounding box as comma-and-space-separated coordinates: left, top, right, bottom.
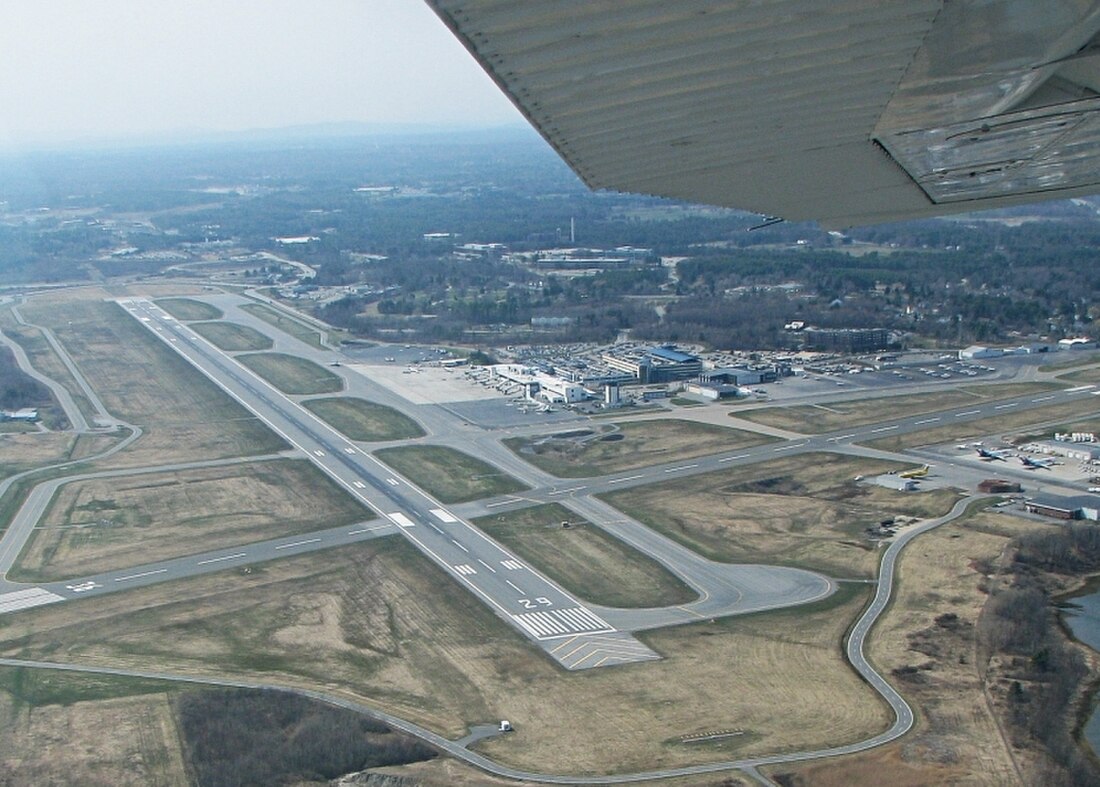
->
0, 2, 524, 150
0, 119, 539, 155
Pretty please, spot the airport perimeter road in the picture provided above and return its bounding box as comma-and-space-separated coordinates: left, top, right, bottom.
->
119, 298, 662, 670
0, 485, 970, 787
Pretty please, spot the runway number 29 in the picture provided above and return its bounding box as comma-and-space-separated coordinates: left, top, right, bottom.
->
520, 597, 552, 609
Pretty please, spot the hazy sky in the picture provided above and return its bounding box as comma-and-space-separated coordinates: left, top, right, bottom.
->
0, 1, 524, 147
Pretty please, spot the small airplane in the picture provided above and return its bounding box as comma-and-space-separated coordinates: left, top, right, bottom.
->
977, 447, 1009, 461
899, 464, 931, 479
1020, 456, 1055, 470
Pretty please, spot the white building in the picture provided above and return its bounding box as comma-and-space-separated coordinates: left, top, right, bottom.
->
490, 364, 588, 404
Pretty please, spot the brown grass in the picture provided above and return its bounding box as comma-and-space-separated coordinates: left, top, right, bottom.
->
736, 383, 1061, 434
505, 419, 777, 478
11, 459, 371, 582
375, 445, 528, 503
17, 294, 287, 467
601, 452, 960, 578
865, 397, 1100, 451
189, 321, 272, 352
0, 432, 119, 480
0, 687, 187, 786
0, 538, 886, 776
474, 503, 697, 608
767, 510, 1056, 786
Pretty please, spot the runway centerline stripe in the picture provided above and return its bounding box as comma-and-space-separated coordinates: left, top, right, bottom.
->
197, 552, 247, 565
114, 568, 167, 582
275, 538, 321, 550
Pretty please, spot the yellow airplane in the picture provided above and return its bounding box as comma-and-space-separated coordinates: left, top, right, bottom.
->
899, 464, 931, 479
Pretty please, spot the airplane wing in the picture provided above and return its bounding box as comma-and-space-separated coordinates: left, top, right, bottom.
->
425, 1, 1100, 227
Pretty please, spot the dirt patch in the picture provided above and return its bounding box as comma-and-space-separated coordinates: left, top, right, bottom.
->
0, 684, 187, 786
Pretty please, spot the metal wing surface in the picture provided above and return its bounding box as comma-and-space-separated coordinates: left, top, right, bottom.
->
426, 1, 1100, 227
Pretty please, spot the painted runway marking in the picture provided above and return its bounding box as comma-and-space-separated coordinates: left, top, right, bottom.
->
344, 447, 356, 454
477, 559, 497, 573
430, 508, 458, 523
1066, 385, 1095, 393
275, 538, 321, 551
486, 497, 522, 508
454, 564, 477, 576
955, 410, 980, 417
506, 579, 524, 593
1032, 395, 1055, 402
549, 486, 586, 496
352, 481, 366, 489
386, 478, 399, 486
451, 539, 469, 553
501, 559, 524, 570
913, 417, 940, 425
197, 552, 247, 566
512, 607, 613, 640
0, 588, 65, 613
313, 449, 325, 457
995, 403, 1018, 410
607, 474, 644, 484
114, 568, 168, 582
719, 453, 750, 463
389, 512, 415, 528
870, 425, 898, 433
348, 525, 388, 535
664, 464, 698, 473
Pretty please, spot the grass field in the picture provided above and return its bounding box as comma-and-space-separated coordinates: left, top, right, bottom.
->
0, 311, 97, 422
190, 321, 273, 351
474, 503, 697, 608
18, 293, 287, 467
375, 445, 529, 503
240, 302, 325, 348
735, 382, 1061, 434
237, 352, 343, 395
504, 419, 777, 478
1061, 365, 1100, 384
601, 452, 960, 578
0, 667, 187, 786
0, 538, 887, 775
302, 396, 425, 442
11, 458, 371, 582
767, 508, 1055, 786
0, 432, 119, 481
865, 396, 1100, 451
154, 297, 222, 321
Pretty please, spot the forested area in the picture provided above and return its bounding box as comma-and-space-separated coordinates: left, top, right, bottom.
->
176, 688, 435, 786
2, 128, 1100, 349
973, 524, 1100, 787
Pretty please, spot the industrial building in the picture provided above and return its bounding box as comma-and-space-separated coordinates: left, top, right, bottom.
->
1, 408, 39, 422
1025, 494, 1100, 521
489, 364, 588, 404
1022, 440, 1100, 462
602, 345, 702, 383
802, 327, 891, 353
